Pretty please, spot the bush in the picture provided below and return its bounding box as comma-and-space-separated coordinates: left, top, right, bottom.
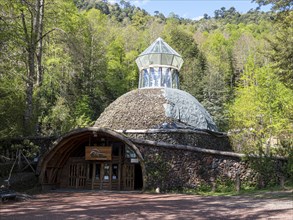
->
245, 149, 287, 188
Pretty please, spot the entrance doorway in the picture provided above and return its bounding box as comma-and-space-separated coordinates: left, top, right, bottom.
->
134, 164, 143, 190
89, 162, 121, 190
60, 140, 143, 191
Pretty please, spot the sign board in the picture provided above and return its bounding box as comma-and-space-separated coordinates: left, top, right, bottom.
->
85, 146, 112, 161
131, 158, 139, 163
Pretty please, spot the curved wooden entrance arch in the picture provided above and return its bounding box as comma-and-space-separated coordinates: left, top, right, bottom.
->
37, 127, 146, 191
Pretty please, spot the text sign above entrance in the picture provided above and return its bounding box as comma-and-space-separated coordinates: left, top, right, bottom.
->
85, 146, 112, 161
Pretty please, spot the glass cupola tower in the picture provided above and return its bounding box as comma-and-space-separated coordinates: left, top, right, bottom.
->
136, 37, 184, 89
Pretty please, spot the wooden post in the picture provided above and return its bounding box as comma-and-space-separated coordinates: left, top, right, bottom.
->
235, 171, 241, 193
100, 163, 104, 190
118, 147, 121, 191
210, 177, 216, 192
280, 175, 285, 189
17, 150, 22, 170
91, 163, 95, 190
109, 163, 112, 190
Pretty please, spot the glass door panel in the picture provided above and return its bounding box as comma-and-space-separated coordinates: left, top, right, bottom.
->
103, 163, 110, 181
112, 164, 118, 180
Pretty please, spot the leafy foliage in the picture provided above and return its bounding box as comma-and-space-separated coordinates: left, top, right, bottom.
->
244, 149, 288, 188
268, 11, 293, 89
229, 57, 293, 153
0, 0, 292, 158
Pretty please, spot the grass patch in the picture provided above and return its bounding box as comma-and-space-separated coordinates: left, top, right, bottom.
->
162, 184, 293, 199
237, 185, 293, 199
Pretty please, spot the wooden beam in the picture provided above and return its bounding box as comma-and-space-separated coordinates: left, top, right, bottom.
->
115, 128, 227, 138
130, 138, 243, 157
130, 138, 287, 160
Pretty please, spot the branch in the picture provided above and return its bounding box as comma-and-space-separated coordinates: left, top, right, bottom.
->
35, 27, 67, 44
0, 155, 11, 162
21, 0, 35, 8
20, 9, 30, 47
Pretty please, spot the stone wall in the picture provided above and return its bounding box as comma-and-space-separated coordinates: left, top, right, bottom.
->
122, 129, 232, 152
120, 129, 287, 191
136, 144, 260, 191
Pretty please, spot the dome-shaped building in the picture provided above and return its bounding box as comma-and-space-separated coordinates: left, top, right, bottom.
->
38, 38, 239, 192
95, 88, 218, 131
96, 37, 217, 131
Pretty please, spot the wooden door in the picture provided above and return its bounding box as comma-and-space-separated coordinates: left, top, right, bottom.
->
123, 164, 134, 190
92, 162, 112, 190
68, 163, 87, 188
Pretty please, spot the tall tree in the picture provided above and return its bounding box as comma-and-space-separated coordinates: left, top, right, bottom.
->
229, 57, 293, 153
58, 8, 109, 127
200, 31, 234, 130
254, 0, 293, 89
268, 11, 293, 89
0, 0, 47, 135
163, 26, 207, 102
0, 0, 82, 136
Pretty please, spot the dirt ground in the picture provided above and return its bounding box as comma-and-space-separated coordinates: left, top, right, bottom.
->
0, 190, 292, 220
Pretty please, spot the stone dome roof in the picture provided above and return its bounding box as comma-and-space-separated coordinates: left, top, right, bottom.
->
94, 88, 218, 131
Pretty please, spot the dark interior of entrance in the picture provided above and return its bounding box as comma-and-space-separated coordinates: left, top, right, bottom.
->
58, 135, 143, 191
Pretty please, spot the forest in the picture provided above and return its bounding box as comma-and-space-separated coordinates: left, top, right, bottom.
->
0, 0, 292, 156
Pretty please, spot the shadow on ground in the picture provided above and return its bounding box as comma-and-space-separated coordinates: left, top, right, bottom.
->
0, 191, 292, 219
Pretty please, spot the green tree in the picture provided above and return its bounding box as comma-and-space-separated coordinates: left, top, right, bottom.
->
254, 0, 293, 89
200, 31, 234, 130
132, 10, 149, 30
268, 11, 293, 89
0, 0, 80, 136
229, 57, 293, 154
0, 74, 25, 138
105, 37, 127, 99
164, 26, 207, 103
253, 0, 292, 12
0, 0, 46, 135
42, 96, 72, 135
67, 9, 108, 118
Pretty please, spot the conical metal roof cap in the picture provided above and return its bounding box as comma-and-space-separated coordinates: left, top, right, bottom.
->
136, 37, 184, 71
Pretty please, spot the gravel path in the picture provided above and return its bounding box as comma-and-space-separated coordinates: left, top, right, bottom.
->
1, 191, 292, 219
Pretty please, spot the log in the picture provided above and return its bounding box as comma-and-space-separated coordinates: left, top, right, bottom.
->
130, 138, 245, 158
115, 128, 227, 138
130, 138, 287, 160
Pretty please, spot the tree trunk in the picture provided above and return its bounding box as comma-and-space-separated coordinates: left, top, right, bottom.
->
36, 0, 45, 86
22, 0, 44, 135
24, 48, 35, 135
